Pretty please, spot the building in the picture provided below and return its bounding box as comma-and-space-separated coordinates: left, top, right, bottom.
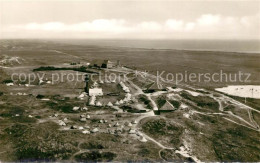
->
85, 75, 103, 96
102, 60, 114, 68
92, 60, 121, 69
157, 100, 176, 114
88, 81, 103, 96
146, 81, 165, 92
89, 87, 103, 96
92, 60, 104, 68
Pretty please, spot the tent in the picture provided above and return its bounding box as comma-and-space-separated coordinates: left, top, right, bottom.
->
80, 114, 86, 118
78, 126, 84, 130
107, 102, 113, 107
119, 99, 124, 104
78, 93, 85, 98
73, 106, 80, 111
82, 130, 90, 134
82, 107, 88, 111
58, 120, 66, 126
129, 129, 136, 134
115, 101, 120, 105
80, 118, 87, 122
128, 122, 133, 127
139, 136, 147, 142
124, 122, 133, 127
180, 104, 188, 110
132, 120, 138, 124
91, 128, 99, 133
96, 101, 102, 106
114, 122, 120, 127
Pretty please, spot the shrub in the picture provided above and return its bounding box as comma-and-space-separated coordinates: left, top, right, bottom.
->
169, 100, 180, 108
180, 92, 219, 110
80, 142, 104, 149
138, 148, 150, 157
33, 66, 97, 74
121, 105, 146, 113
75, 151, 117, 162
156, 96, 166, 108
139, 95, 152, 109
142, 118, 183, 146
2, 79, 13, 84
36, 94, 45, 99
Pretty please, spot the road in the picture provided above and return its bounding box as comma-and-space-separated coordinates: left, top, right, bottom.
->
50, 50, 81, 59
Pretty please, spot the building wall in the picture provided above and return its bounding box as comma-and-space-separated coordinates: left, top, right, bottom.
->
102, 60, 116, 68
107, 62, 114, 68
89, 88, 103, 96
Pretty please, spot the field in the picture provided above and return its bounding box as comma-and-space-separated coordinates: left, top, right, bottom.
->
1, 39, 260, 89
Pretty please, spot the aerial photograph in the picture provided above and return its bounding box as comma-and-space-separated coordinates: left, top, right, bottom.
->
0, 0, 260, 162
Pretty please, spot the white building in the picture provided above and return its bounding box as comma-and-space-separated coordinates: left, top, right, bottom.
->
89, 96, 96, 106
87, 81, 103, 96
89, 88, 103, 96
119, 81, 130, 93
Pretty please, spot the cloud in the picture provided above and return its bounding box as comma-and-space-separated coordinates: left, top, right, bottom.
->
21, 19, 129, 33
25, 22, 65, 30
197, 14, 220, 26
136, 21, 162, 31
3, 13, 260, 39
184, 22, 195, 31
165, 19, 184, 31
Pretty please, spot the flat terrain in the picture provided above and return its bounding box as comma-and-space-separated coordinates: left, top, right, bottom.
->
1, 39, 260, 88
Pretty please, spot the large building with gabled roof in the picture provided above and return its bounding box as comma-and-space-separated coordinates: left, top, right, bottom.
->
158, 100, 176, 114
146, 81, 165, 91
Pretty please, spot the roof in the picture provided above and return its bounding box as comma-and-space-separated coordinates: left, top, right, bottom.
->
92, 60, 104, 66
159, 100, 175, 111
89, 88, 103, 93
107, 102, 113, 106
146, 81, 165, 90
103, 60, 114, 64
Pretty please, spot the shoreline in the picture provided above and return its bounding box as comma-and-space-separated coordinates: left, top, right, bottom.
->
1, 39, 260, 54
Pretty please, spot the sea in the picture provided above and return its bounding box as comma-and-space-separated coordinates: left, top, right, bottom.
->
56, 39, 260, 53
54, 39, 260, 88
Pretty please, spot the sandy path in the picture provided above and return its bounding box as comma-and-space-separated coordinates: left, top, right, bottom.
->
50, 50, 80, 59
223, 117, 259, 131
127, 80, 143, 95
145, 94, 158, 110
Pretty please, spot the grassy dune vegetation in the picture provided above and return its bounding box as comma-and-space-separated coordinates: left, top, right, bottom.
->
180, 91, 219, 111
33, 66, 97, 74
141, 117, 184, 147
142, 109, 260, 161
0, 40, 260, 162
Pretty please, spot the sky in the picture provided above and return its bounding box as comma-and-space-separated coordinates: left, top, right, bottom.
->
0, 0, 260, 39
